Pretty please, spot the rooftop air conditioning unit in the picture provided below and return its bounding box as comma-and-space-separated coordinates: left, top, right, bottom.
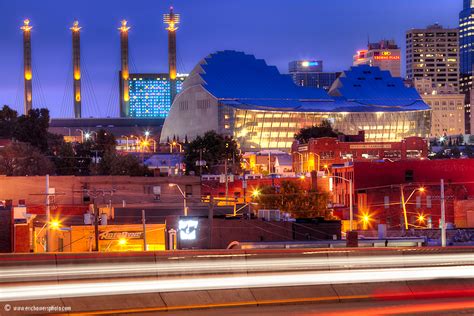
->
258, 209, 281, 221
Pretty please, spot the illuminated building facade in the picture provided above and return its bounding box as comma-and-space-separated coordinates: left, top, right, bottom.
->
21, 19, 33, 115
291, 136, 429, 174
161, 51, 431, 152
460, 0, 474, 133
406, 24, 459, 93
289, 60, 339, 90
128, 74, 185, 118
353, 40, 401, 78
412, 78, 465, 137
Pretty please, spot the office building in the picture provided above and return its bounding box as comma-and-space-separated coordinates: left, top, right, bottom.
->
128, 74, 186, 118
160, 51, 431, 152
353, 40, 401, 77
289, 60, 339, 90
413, 78, 465, 137
460, 0, 474, 133
406, 24, 459, 92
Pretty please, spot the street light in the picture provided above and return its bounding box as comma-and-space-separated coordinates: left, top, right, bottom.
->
416, 213, 426, 227
251, 189, 260, 198
35, 219, 61, 252
121, 135, 130, 151
401, 186, 426, 230
150, 139, 157, 152
169, 183, 188, 216
294, 152, 304, 174
76, 129, 85, 142
359, 212, 373, 230
324, 175, 354, 231
173, 141, 183, 153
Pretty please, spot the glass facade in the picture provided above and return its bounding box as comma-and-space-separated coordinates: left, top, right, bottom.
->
128, 74, 185, 118
460, 1, 474, 132
230, 108, 431, 151
291, 72, 339, 91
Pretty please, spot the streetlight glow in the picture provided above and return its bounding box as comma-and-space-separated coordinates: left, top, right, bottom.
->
49, 219, 61, 230
251, 189, 260, 198
417, 213, 426, 223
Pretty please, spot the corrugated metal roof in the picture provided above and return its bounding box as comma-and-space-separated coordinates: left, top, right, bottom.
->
196, 51, 430, 113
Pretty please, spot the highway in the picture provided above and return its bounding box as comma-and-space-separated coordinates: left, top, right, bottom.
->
144, 298, 474, 316
1, 248, 474, 314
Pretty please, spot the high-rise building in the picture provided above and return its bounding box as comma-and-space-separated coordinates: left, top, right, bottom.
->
353, 40, 401, 77
413, 78, 465, 138
406, 24, 459, 92
288, 60, 339, 90
128, 74, 186, 118
460, 0, 474, 133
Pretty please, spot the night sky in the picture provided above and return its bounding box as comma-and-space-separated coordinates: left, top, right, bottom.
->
0, 0, 462, 118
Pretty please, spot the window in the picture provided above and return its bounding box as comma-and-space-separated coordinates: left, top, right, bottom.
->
426, 195, 432, 208
384, 196, 390, 209
405, 170, 414, 182
416, 196, 421, 209
185, 185, 193, 197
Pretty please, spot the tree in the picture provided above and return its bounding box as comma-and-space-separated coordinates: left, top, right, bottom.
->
94, 129, 116, 155
13, 108, 50, 152
0, 105, 18, 138
51, 141, 77, 175
0, 143, 54, 176
108, 153, 152, 176
184, 131, 242, 175
294, 120, 340, 143
253, 180, 331, 219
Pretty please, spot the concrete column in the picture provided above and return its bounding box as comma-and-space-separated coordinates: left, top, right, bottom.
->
21, 19, 33, 114
119, 20, 130, 117
71, 21, 82, 118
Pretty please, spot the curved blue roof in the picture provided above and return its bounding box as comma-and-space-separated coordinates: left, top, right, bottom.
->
194, 51, 430, 113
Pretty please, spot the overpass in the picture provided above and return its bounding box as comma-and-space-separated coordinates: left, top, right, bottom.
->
1, 247, 474, 314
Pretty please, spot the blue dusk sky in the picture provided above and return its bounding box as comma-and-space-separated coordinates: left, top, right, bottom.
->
0, 0, 462, 117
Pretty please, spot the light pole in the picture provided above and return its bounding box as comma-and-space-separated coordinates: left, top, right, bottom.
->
310, 152, 321, 171
63, 127, 71, 137
400, 185, 425, 230
150, 139, 157, 153
121, 135, 129, 151
76, 129, 85, 142
325, 175, 354, 231
168, 141, 174, 153
169, 183, 187, 216
35, 219, 61, 252
173, 141, 183, 153
294, 152, 304, 174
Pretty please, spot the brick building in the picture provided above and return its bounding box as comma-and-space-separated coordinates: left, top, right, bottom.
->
329, 159, 474, 229
292, 136, 428, 173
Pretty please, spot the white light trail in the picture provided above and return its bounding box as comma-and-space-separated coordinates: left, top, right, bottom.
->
1, 253, 473, 281
1, 265, 474, 302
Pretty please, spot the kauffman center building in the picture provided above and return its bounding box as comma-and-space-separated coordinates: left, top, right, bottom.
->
160, 51, 431, 152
